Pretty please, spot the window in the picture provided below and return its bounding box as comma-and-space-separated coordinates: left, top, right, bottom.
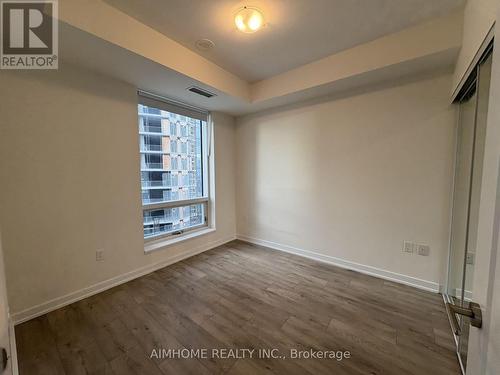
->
138, 92, 210, 242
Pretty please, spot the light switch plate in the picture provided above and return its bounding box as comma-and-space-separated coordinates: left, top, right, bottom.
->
403, 241, 414, 253
416, 244, 430, 256
96, 249, 105, 261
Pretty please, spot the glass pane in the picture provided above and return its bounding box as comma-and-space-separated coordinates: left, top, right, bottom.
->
138, 104, 204, 205
143, 203, 205, 239
459, 52, 492, 369
447, 89, 476, 303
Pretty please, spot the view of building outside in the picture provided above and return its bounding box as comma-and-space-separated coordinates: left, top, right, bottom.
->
138, 104, 205, 238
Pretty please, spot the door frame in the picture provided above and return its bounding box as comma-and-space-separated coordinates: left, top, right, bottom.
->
444, 69, 480, 375
465, 21, 500, 374
446, 18, 500, 374
444, 39, 495, 375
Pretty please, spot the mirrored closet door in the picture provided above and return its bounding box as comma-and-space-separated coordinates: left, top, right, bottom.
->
445, 46, 492, 374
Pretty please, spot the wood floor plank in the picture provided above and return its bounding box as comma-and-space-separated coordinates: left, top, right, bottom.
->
15, 240, 460, 375
15, 316, 66, 375
108, 346, 164, 375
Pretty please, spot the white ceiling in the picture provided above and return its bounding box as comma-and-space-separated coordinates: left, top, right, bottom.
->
59, 20, 458, 116
104, 0, 464, 82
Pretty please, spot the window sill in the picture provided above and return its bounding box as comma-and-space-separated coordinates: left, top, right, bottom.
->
144, 227, 216, 254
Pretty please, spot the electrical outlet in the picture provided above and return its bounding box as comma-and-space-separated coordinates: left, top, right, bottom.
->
403, 241, 414, 253
96, 249, 105, 261
416, 243, 430, 256
466, 252, 475, 265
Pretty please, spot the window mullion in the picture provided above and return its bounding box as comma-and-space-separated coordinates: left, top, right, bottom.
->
143, 197, 209, 211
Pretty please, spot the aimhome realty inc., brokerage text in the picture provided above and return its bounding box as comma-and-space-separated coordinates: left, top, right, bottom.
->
150, 348, 351, 361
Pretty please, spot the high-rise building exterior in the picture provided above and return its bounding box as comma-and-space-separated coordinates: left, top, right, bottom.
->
138, 104, 205, 238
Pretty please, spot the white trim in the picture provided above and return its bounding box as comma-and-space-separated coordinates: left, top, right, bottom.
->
443, 104, 461, 297
451, 24, 495, 102
12, 235, 235, 325
237, 234, 440, 293
145, 227, 215, 253
206, 114, 216, 229
9, 318, 18, 375
143, 220, 209, 244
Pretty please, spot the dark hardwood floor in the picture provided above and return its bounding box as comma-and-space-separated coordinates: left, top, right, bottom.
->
15, 240, 460, 374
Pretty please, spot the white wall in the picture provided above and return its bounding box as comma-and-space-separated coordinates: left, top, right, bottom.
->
236, 74, 456, 289
0, 64, 236, 320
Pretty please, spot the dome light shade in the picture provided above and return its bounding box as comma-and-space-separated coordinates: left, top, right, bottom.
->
235, 6, 264, 33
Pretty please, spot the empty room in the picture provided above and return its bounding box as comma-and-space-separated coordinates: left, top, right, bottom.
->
1, 0, 500, 374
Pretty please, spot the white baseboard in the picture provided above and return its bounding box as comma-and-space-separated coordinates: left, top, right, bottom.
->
236, 234, 440, 293
12, 235, 236, 325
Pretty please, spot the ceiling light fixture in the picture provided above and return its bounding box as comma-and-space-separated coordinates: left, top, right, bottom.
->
235, 6, 264, 33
